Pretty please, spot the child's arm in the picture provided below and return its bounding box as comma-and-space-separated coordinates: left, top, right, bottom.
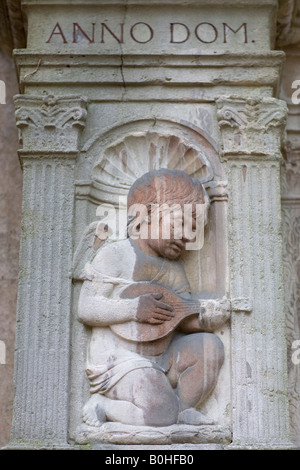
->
78, 281, 140, 327
77, 243, 140, 327
77, 242, 174, 327
172, 263, 230, 333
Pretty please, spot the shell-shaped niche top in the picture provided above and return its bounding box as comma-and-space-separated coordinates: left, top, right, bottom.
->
92, 132, 214, 191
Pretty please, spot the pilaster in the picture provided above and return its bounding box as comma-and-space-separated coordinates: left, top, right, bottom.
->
216, 96, 292, 448
9, 94, 87, 448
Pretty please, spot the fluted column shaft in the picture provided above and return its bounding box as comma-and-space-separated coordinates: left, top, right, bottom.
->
217, 96, 292, 448
10, 94, 87, 447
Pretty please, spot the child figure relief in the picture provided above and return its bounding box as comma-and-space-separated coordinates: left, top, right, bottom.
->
78, 169, 230, 428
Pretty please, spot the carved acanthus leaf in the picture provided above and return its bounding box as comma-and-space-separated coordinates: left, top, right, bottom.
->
15, 94, 87, 130
14, 94, 88, 150
216, 97, 287, 130
216, 96, 288, 157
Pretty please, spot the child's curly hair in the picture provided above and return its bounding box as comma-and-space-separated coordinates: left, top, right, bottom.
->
127, 169, 210, 229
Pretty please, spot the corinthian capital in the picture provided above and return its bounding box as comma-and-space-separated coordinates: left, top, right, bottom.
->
14, 94, 88, 151
216, 96, 287, 159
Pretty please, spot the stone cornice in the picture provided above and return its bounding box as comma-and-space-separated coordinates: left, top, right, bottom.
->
13, 50, 285, 98
14, 50, 286, 66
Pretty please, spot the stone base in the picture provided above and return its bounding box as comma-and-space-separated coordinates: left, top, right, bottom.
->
90, 442, 226, 451
2, 440, 78, 450
75, 422, 231, 446
227, 442, 296, 450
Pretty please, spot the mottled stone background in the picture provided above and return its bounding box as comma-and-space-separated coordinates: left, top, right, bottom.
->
0, 51, 22, 448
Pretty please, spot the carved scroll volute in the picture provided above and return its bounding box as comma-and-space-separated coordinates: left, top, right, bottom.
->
216, 96, 288, 159
14, 94, 88, 151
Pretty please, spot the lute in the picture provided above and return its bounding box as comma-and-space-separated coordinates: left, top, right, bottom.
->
110, 282, 201, 343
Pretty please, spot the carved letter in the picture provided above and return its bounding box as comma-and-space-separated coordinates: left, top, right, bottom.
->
73, 23, 95, 43
223, 23, 248, 43
130, 22, 154, 43
46, 22, 68, 44
195, 23, 218, 43
101, 23, 124, 44
170, 23, 190, 43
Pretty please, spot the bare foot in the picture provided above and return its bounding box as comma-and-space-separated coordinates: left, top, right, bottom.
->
177, 408, 214, 425
82, 394, 106, 427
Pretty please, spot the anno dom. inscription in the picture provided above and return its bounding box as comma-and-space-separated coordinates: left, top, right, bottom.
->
46, 21, 250, 45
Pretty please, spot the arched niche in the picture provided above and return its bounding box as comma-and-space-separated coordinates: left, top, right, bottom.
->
74, 118, 228, 297
70, 118, 229, 436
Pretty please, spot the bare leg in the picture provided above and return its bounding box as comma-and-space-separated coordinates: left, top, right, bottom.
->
83, 334, 223, 428
83, 367, 179, 427
105, 368, 179, 426
166, 333, 224, 424
83, 393, 145, 427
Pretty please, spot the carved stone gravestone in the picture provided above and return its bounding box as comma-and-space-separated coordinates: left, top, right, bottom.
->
8, 0, 294, 450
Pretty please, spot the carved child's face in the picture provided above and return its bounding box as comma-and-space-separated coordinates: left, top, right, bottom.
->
141, 205, 198, 260
127, 170, 208, 259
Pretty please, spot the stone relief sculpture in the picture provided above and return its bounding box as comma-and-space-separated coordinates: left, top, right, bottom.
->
77, 168, 230, 429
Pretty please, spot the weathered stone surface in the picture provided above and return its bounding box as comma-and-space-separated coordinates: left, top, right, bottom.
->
216, 96, 288, 157
217, 95, 291, 447
77, 169, 229, 433
4, 0, 297, 451
9, 94, 87, 447
279, 33, 300, 447
14, 94, 88, 150
0, 51, 22, 449
76, 422, 231, 445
